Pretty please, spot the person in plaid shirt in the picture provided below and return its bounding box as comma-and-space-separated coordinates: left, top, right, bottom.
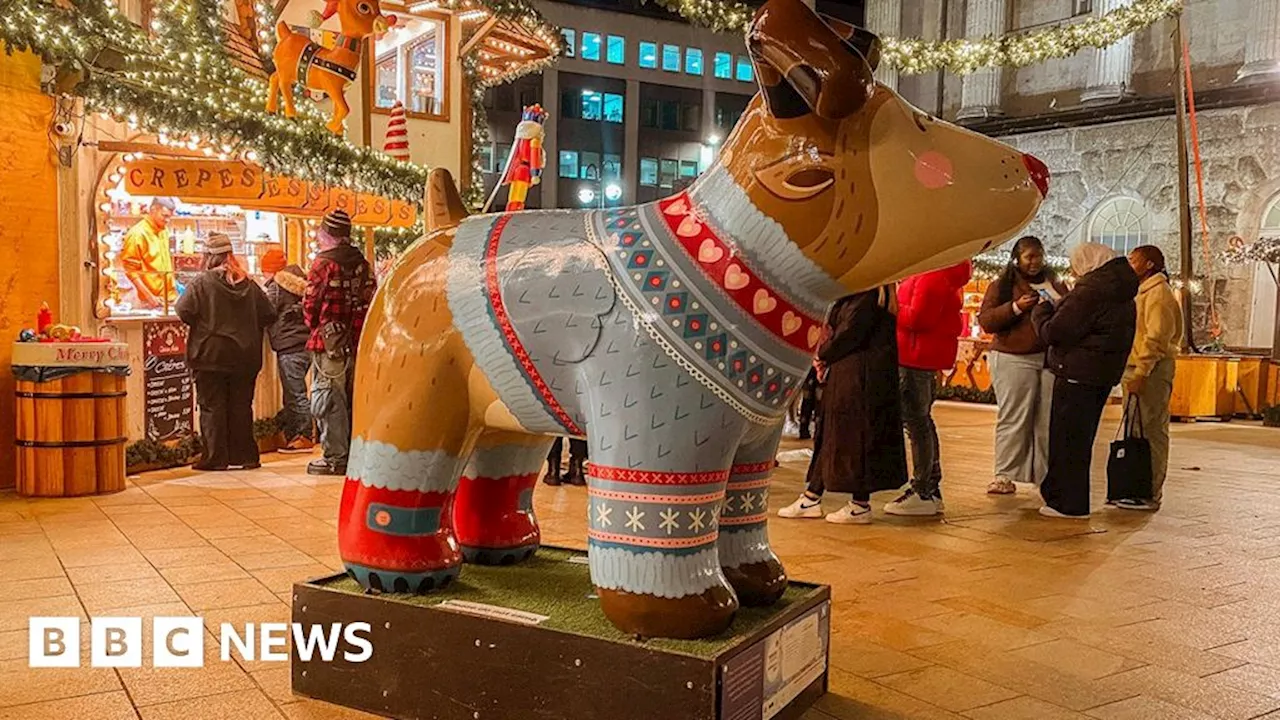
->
303, 209, 376, 475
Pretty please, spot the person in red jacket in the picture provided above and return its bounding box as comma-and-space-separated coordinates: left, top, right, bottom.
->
885, 260, 973, 516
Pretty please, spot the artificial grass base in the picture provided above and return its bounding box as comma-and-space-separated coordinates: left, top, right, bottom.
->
314, 547, 817, 658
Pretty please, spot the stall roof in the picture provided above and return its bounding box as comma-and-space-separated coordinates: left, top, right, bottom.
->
381, 0, 560, 81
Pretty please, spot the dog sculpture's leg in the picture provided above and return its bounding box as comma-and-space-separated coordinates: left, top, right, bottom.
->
453, 431, 553, 566
337, 241, 478, 593
720, 429, 788, 606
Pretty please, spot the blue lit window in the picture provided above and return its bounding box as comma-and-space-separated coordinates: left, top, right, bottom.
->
606, 35, 625, 65
559, 151, 579, 179
581, 90, 603, 120
603, 93, 624, 123
685, 48, 703, 76
735, 56, 753, 82
561, 29, 575, 58
662, 44, 680, 72
640, 158, 658, 186
639, 41, 657, 69
713, 52, 732, 79
582, 32, 601, 61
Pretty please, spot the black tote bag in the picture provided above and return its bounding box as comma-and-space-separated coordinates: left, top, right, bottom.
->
1107, 395, 1153, 502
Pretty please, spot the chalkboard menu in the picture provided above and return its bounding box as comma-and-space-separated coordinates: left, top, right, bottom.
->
143, 321, 194, 441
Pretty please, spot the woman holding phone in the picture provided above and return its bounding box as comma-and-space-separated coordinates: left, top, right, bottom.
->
977, 236, 1069, 495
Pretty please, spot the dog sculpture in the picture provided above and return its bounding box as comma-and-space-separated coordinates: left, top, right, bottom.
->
337, 0, 1050, 639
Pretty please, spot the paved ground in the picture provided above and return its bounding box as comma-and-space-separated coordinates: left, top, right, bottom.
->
2, 403, 1280, 719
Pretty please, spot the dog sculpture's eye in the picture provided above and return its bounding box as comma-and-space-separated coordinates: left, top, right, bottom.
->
786, 168, 835, 191
357, 2, 372, 13
753, 155, 836, 201
913, 113, 929, 133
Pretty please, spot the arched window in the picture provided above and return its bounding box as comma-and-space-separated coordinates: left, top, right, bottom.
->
1089, 196, 1151, 254
1263, 193, 1280, 234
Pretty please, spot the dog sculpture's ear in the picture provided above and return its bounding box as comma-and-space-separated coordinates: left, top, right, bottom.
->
820, 14, 882, 74
746, 0, 876, 121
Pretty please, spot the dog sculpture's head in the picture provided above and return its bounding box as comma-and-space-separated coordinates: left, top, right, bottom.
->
711, 0, 1047, 292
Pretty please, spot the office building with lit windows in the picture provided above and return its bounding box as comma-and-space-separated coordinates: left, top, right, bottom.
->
478, 0, 771, 210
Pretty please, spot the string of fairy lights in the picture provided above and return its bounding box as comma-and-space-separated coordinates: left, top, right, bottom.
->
3, 0, 1183, 253
650, 0, 1183, 75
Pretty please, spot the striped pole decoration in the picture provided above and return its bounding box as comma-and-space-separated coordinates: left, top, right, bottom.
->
383, 101, 410, 162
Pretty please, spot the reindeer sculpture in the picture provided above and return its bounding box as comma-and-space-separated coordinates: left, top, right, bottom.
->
337, 0, 1051, 639
265, 0, 394, 134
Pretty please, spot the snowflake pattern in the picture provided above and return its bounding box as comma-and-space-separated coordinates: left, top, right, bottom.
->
595, 503, 613, 528
688, 507, 708, 532
739, 493, 756, 512
625, 506, 646, 532
659, 508, 680, 535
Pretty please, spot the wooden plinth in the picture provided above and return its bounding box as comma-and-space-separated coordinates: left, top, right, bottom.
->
291, 548, 831, 720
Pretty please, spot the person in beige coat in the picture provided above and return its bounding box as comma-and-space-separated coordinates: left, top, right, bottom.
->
1117, 245, 1183, 511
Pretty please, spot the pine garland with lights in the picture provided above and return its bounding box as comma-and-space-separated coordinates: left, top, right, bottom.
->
3, 0, 428, 199
649, 0, 1182, 76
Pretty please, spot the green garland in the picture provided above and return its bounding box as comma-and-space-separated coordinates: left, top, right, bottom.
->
646, 0, 1182, 75
3, 0, 426, 199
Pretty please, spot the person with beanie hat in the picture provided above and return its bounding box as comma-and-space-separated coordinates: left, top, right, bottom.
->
264, 254, 314, 453
303, 209, 375, 475
176, 233, 277, 471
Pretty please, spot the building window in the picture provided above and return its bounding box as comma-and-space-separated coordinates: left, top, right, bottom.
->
1072, 0, 1093, 15
1089, 196, 1151, 254
560, 90, 581, 119
603, 93, 624, 123
685, 48, 703, 76
659, 159, 678, 188
1264, 194, 1280, 231
640, 99, 659, 128
640, 158, 659, 186
660, 101, 680, 130
679, 160, 698, 180
559, 151, 579, 179
662, 44, 681, 72
518, 86, 539, 109
606, 35, 625, 64
581, 90, 603, 121
580, 151, 601, 180
372, 15, 449, 118
735, 56, 754, 82
581, 32, 602, 61
715, 105, 743, 131
713, 52, 732, 79
478, 144, 494, 173
639, 41, 657, 69
682, 103, 700, 132
603, 154, 622, 181
561, 28, 576, 57
494, 143, 511, 171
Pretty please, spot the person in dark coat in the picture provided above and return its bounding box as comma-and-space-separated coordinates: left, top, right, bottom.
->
778, 286, 908, 524
1032, 243, 1138, 519
542, 437, 588, 487
263, 253, 314, 453
175, 233, 277, 471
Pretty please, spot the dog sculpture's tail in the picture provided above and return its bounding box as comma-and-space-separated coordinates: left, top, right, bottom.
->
425, 169, 469, 236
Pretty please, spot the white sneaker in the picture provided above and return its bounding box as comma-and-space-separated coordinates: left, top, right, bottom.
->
884, 490, 941, 517
1114, 498, 1160, 512
825, 501, 872, 525
1039, 505, 1090, 520
777, 494, 824, 519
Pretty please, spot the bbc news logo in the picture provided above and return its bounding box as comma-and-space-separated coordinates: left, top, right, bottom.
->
29, 617, 373, 667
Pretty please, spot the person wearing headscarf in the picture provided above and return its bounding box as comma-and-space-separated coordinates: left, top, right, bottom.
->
262, 249, 314, 453
175, 233, 277, 471
977, 236, 1070, 495
1031, 242, 1138, 519
778, 286, 907, 524
1116, 245, 1182, 511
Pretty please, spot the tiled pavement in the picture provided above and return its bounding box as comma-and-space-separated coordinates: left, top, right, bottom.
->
3, 402, 1280, 719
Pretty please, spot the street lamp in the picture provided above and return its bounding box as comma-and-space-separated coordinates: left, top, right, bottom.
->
578, 186, 597, 206
604, 183, 622, 202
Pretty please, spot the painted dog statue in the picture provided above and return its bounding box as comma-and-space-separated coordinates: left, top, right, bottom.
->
337, 0, 1049, 639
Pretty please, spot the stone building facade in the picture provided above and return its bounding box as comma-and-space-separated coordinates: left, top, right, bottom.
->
875, 0, 1280, 348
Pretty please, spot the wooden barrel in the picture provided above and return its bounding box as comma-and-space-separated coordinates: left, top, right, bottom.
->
14, 371, 127, 497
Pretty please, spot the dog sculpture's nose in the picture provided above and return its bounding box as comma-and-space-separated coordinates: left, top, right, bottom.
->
1022, 153, 1050, 198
